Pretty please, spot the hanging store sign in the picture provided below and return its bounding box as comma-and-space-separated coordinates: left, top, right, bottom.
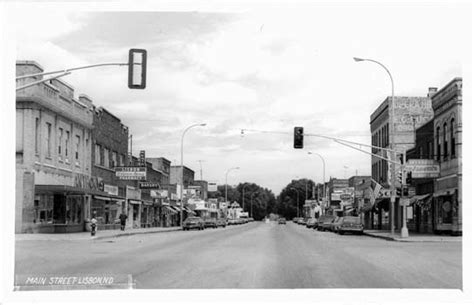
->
405, 159, 440, 178
139, 182, 160, 189
104, 184, 119, 196
115, 167, 146, 180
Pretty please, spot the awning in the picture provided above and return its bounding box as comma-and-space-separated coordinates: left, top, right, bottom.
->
184, 207, 196, 215
433, 188, 457, 197
93, 195, 111, 201
35, 184, 111, 197
409, 194, 431, 205
163, 206, 178, 215
128, 199, 141, 205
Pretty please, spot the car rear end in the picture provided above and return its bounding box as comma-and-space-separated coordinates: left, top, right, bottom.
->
339, 216, 364, 234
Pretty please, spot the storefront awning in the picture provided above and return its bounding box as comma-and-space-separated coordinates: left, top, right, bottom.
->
35, 184, 110, 197
409, 194, 431, 205
93, 195, 111, 201
163, 206, 178, 215
433, 188, 457, 197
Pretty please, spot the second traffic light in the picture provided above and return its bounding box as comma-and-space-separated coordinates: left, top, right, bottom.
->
294, 127, 304, 149
128, 48, 147, 89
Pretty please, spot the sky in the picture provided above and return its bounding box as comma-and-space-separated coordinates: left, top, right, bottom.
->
5, 1, 471, 195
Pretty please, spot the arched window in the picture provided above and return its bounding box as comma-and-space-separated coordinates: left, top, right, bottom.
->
451, 118, 456, 158
436, 126, 441, 161
443, 122, 448, 159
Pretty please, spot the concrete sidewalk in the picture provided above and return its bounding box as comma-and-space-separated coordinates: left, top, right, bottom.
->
363, 230, 462, 242
15, 226, 182, 241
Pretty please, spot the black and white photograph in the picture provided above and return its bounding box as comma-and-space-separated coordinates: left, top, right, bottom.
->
0, 0, 472, 304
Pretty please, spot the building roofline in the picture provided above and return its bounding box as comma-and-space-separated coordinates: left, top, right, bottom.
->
16, 60, 44, 72
431, 77, 462, 99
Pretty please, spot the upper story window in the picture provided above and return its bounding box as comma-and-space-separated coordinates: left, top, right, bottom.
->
111, 151, 117, 168
95, 144, 101, 165
75, 135, 80, 160
58, 128, 63, 155
65, 131, 70, 158
443, 122, 448, 160
436, 126, 441, 161
45, 123, 52, 158
35, 118, 40, 155
104, 148, 109, 168
119, 154, 124, 166
451, 118, 456, 158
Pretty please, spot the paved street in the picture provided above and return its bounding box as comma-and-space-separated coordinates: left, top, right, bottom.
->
15, 222, 462, 289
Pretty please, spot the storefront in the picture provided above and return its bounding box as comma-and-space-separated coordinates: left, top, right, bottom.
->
407, 194, 434, 233
433, 188, 460, 235
91, 195, 124, 230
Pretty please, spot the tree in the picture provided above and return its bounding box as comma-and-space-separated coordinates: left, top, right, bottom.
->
276, 178, 316, 219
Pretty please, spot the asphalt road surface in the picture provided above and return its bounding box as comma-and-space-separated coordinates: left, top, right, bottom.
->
15, 221, 462, 289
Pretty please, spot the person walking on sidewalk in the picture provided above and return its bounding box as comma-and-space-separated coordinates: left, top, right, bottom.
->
90, 212, 98, 237
119, 211, 128, 231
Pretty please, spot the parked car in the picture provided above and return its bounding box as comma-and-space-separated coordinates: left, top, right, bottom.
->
204, 218, 218, 228
329, 217, 344, 233
216, 219, 227, 228
292, 217, 298, 223
278, 218, 286, 224
183, 217, 204, 231
248, 218, 254, 222
338, 216, 364, 235
297, 218, 306, 225
228, 219, 237, 225
306, 218, 318, 229
317, 215, 336, 231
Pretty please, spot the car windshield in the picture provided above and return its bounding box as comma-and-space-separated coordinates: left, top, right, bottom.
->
343, 217, 360, 223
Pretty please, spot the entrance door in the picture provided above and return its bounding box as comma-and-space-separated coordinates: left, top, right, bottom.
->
53, 194, 66, 224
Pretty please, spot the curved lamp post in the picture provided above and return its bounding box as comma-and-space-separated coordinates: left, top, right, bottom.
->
180, 123, 206, 228
308, 151, 326, 212
354, 57, 404, 237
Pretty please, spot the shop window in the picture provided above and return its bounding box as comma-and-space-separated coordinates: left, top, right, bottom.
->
66, 196, 83, 224
95, 144, 101, 165
451, 118, 456, 158
104, 148, 110, 168
58, 128, 63, 156
65, 131, 70, 158
439, 198, 453, 224
34, 195, 54, 224
75, 135, 80, 160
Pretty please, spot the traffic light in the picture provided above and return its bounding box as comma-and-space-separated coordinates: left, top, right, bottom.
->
396, 187, 402, 197
396, 170, 403, 186
293, 127, 304, 149
128, 49, 147, 89
406, 171, 413, 184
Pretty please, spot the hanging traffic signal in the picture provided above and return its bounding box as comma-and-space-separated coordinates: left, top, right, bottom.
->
397, 170, 403, 186
128, 49, 147, 89
406, 171, 413, 184
396, 187, 402, 197
294, 127, 304, 149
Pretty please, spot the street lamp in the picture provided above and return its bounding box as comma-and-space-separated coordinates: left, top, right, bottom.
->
180, 123, 206, 229
308, 151, 326, 212
225, 167, 240, 205
291, 187, 300, 218
354, 57, 400, 237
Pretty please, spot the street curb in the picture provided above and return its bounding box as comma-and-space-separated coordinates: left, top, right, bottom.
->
362, 232, 462, 243
94, 228, 182, 240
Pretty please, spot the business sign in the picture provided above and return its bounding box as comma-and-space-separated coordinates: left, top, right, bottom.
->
379, 188, 392, 198
208, 182, 218, 192
115, 167, 146, 180
104, 184, 119, 196
340, 194, 352, 201
139, 150, 146, 166
126, 186, 141, 200
405, 159, 440, 178
139, 182, 160, 189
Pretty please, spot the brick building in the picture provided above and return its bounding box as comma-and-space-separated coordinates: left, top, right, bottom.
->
369, 93, 434, 231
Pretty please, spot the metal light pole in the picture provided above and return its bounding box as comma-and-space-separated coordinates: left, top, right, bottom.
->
308, 151, 326, 212
354, 57, 396, 236
180, 123, 206, 228
225, 167, 240, 205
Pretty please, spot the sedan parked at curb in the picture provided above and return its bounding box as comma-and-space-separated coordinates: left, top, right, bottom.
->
204, 218, 218, 228
329, 217, 344, 233
338, 216, 364, 235
306, 218, 318, 229
317, 215, 336, 231
183, 217, 205, 231
278, 218, 286, 224
216, 219, 227, 228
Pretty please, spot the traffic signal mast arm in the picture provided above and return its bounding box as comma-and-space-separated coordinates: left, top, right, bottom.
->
16, 62, 130, 91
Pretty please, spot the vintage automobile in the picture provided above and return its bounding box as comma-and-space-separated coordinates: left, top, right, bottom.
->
183, 217, 205, 231
204, 218, 218, 228
306, 218, 318, 229
216, 218, 227, 228
278, 218, 287, 225
338, 216, 364, 235
317, 215, 336, 231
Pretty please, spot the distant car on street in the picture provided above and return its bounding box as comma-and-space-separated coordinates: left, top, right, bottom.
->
338, 216, 364, 235
329, 217, 344, 233
216, 219, 227, 228
183, 217, 205, 231
297, 218, 306, 225
278, 218, 286, 224
204, 218, 218, 228
306, 218, 318, 229
317, 215, 336, 231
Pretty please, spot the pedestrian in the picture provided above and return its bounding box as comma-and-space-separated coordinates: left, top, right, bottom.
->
119, 210, 128, 231
90, 212, 98, 237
